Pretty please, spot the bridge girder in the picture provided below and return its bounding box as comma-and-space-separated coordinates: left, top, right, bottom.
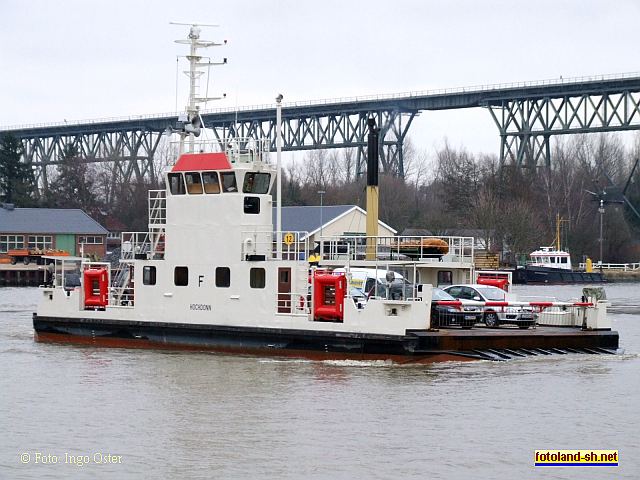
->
5, 74, 640, 183
20, 129, 162, 194
203, 108, 417, 177
487, 90, 640, 168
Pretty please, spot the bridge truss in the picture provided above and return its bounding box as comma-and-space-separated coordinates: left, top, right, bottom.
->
21, 129, 161, 194
487, 87, 640, 168
3, 73, 640, 191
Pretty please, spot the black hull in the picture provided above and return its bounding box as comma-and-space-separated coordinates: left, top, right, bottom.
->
513, 266, 605, 285
33, 314, 619, 362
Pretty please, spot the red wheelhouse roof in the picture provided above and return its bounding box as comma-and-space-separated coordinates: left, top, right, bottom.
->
171, 152, 232, 172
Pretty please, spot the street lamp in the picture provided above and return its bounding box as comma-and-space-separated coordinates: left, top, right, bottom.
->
318, 190, 326, 238
598, 199, 605, 265
276, 94, 283, 260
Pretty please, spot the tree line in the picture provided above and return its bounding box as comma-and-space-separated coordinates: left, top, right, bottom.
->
1, 132, 639, 263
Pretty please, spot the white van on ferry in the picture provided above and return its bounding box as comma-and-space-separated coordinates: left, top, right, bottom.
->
334, 267, 413, 300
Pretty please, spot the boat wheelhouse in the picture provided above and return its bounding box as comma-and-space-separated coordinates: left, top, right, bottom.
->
529, 246, 572, 270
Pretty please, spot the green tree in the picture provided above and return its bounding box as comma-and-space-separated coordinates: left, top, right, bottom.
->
0, 133, 35, 205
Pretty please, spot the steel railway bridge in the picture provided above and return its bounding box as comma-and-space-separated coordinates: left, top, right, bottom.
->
3, 72, 640, 188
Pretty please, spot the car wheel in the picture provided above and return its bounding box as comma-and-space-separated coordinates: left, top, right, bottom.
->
484, 311, 499, 328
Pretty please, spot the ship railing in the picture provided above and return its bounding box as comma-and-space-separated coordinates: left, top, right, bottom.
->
433, 299, 608, 328
109, 263, 134, 308
319, 235, 474, 264
578, 261, 640, 271
169, 137, 271, 165
241, 228, 310, 262
148, 190, 166, 227
276, 291, 311, 316
120, 230, 165, 261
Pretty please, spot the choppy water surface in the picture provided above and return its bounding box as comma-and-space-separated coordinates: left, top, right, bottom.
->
1, 284, 639, 479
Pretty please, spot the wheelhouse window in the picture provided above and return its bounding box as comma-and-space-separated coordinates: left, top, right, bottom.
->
216, 267, 231, 287
143, 266, 157, 285
220, 172, 237, 192
202, 171, 221, 194
174, 266, 188, 286
0, 235, 24, 253
28, 235, 52, 249
560, 257, 568, 264
244, 196, 260, 214
185, 172, 203, 195
242, 173, 271, 194
168, 173, 186, 195
250, 268, 266, 288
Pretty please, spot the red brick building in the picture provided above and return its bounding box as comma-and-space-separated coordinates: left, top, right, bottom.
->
0, 204, 108, 260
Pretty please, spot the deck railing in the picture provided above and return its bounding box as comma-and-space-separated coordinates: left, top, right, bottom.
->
241, 229, 309, 261
319, 235, 474, 265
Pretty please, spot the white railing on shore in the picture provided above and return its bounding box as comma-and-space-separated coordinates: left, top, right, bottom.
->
578, 262, 640, 271
4, 71, 640, 131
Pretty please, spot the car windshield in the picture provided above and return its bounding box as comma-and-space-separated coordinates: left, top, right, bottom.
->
350, 287, 365, 298
432, 288, 455, 301
477, 287, 505, 301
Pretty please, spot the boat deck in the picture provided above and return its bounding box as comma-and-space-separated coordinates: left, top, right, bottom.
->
409, 326, 619, 360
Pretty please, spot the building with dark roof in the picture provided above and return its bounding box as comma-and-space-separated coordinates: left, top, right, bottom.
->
0, 204, 108, 259
274, 205, 396, 245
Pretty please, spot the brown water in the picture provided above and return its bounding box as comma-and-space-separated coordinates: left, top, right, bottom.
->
1, 284, 639, 480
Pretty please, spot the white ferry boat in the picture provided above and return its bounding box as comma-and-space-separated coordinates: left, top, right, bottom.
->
31, 26, 618, 362
32, 136, 619, 362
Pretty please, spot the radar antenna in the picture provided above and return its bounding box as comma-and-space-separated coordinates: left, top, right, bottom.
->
169, 22, 227, 153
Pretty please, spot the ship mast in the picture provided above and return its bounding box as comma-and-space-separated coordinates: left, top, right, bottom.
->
171, 22, 227, 153
553, 213, 569, 251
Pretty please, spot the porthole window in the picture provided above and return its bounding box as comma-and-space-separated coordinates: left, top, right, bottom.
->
244, 196, 260, 214
216, 267, 231, 288
437, 270, 453, 286
250, 268, 266, 288
143, 266, 156, 285
174, 266, 188, 286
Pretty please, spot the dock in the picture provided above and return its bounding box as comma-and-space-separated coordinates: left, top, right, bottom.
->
0, 264, 44, 286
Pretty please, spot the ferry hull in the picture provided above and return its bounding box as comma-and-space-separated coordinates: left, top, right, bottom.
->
33, 315, 619, 362
513, 266, 606, 285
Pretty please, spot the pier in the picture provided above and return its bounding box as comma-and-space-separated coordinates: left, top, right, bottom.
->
0, 264, 44, 287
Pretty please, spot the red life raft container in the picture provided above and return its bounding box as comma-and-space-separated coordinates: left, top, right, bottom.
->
313, 273, 345, 322
83, 268, 109, 310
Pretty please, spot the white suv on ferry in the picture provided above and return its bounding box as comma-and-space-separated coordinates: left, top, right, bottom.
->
443, 284, 536, 329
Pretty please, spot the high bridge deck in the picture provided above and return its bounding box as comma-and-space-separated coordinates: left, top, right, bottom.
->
3, 72, 640, 182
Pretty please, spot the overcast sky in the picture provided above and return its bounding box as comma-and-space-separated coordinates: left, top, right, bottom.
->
2, 0, 639, 157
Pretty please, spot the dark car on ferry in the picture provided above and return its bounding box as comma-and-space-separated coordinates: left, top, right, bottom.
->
443, 284, 536, 329
430, 288, 482, 329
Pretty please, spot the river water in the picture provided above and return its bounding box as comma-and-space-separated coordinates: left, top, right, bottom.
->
1, 284, 639, 480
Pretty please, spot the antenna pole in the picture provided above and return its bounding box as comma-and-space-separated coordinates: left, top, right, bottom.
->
172, 23, 227, 153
